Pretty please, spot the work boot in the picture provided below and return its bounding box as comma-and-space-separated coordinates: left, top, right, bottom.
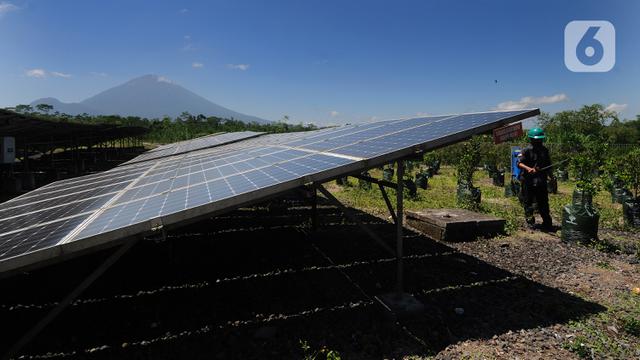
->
526, 218, 536, 230
541, 222, 554, 232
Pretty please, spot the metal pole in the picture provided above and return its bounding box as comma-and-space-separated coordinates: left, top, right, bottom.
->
311, 187, 318, 233
378, 183, 398, 225
396, 160, 404, 294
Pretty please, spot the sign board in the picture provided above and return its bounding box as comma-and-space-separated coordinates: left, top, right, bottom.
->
493, 122, 523, 144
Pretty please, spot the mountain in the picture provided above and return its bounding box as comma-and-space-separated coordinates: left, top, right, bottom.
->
31, 75, 270, 123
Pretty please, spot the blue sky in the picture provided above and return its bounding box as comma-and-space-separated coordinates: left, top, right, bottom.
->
0, 0, 638, 125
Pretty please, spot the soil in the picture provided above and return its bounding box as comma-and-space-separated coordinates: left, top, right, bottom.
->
0, 195, 638, 359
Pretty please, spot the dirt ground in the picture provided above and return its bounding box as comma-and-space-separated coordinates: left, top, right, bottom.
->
436, 228, 640, 359
0, 195, 639, 359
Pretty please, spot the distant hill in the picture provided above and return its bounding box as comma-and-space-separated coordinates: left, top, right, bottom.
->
31, 75, 270, 123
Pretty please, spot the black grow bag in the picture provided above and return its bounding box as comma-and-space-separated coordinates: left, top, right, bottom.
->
415, 173, 429, 190
431, 160, 441, 174
457, 183, 481, 206
572, 189, 593, 206
383, 168, 394, 181
623, 198, 640, 228
556, 169, 569, 182
611, 187, 632, 204
358, 172, 372, 190
403, 179, 417, 197
561, 204, 599, 244
547, 177, 558, 194
492, 171, 505, 187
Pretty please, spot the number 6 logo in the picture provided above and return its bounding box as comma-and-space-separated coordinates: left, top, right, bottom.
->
565, 21, 615, 72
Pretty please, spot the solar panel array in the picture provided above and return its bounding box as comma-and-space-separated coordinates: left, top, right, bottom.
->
0, 109, 539, 273
121, 131, 264, 165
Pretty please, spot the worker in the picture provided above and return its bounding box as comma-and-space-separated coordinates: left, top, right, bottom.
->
517, 127, 554, 230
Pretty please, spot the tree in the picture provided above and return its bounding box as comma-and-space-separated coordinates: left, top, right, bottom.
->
35, 103, 54, 114
604, 118, 640, 144
14, 104, 33, 114
619, 148, 640, 199
538, 104, 615, 143
456, 137, 481, 185
569, 134, 608, 196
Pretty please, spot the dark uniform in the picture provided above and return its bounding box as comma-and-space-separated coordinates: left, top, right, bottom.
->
518, 144, 552, 227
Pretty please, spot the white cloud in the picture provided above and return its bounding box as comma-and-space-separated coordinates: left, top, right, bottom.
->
179, 8, 188, 14
227, 64, 250, 71
90, 72, 108, 77
157, 76, 172, 83
182, 43, 196, 51
25, 69, 72, 78
496, 93, 569, 110
51, 71, 71, 78
605, 103, 628, 113
25, 69, 46, 78
0, 2, 18, 17
192, 62, 204, 68
184, 35, 191, 40
329, 110, 339, 117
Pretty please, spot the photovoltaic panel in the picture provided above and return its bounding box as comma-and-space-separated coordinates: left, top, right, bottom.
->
120, 131, 264, 165
0, 109, 539, 274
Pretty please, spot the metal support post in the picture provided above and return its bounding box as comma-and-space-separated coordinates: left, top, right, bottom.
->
396, 160, 404, 294
378, 184, 397, 224
311, 187, 318, 233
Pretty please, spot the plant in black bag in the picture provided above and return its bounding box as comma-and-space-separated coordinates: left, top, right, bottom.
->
618, 148, 640, 227
455, 137, 482, 208
561, 135, 608, 243
603, 156, 631, 204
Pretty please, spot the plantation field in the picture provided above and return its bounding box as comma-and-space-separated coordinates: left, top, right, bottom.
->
333, 165, 638, 249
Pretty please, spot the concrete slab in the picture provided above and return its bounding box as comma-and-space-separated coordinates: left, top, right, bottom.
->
406, 208, 505, 242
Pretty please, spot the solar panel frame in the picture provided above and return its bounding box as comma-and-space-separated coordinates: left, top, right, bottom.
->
0, 109, 539, 275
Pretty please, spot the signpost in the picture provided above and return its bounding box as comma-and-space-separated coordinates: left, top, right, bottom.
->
493, 122, 523, 144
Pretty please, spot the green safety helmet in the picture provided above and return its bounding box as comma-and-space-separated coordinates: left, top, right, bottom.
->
527, 127, 546, 140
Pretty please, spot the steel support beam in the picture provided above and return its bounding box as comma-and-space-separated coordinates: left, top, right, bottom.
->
3, 240, 137, 360
396, 160, 404, 294
311, 187, 318, 233
378, 184, 397, 225
352, 174, 398, 224
353, 174, 397, 189
315, 184, 395, 257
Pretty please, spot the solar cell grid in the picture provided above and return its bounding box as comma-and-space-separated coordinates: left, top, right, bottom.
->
0, 214, 90, 261
0, 194, 114, 236
121, 131, 264, 165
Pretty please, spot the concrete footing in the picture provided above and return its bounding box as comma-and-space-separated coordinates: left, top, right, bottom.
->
376, 292, 425, 321
406, 208, 505, 242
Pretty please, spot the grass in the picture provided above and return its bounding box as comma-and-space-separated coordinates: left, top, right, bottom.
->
595, 261, 614, 270
332, 165, 628, 237
563, 292, 640, 358
300, 340, 342, 360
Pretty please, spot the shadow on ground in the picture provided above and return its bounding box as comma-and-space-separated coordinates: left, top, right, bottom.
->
0, 195, 605, 359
